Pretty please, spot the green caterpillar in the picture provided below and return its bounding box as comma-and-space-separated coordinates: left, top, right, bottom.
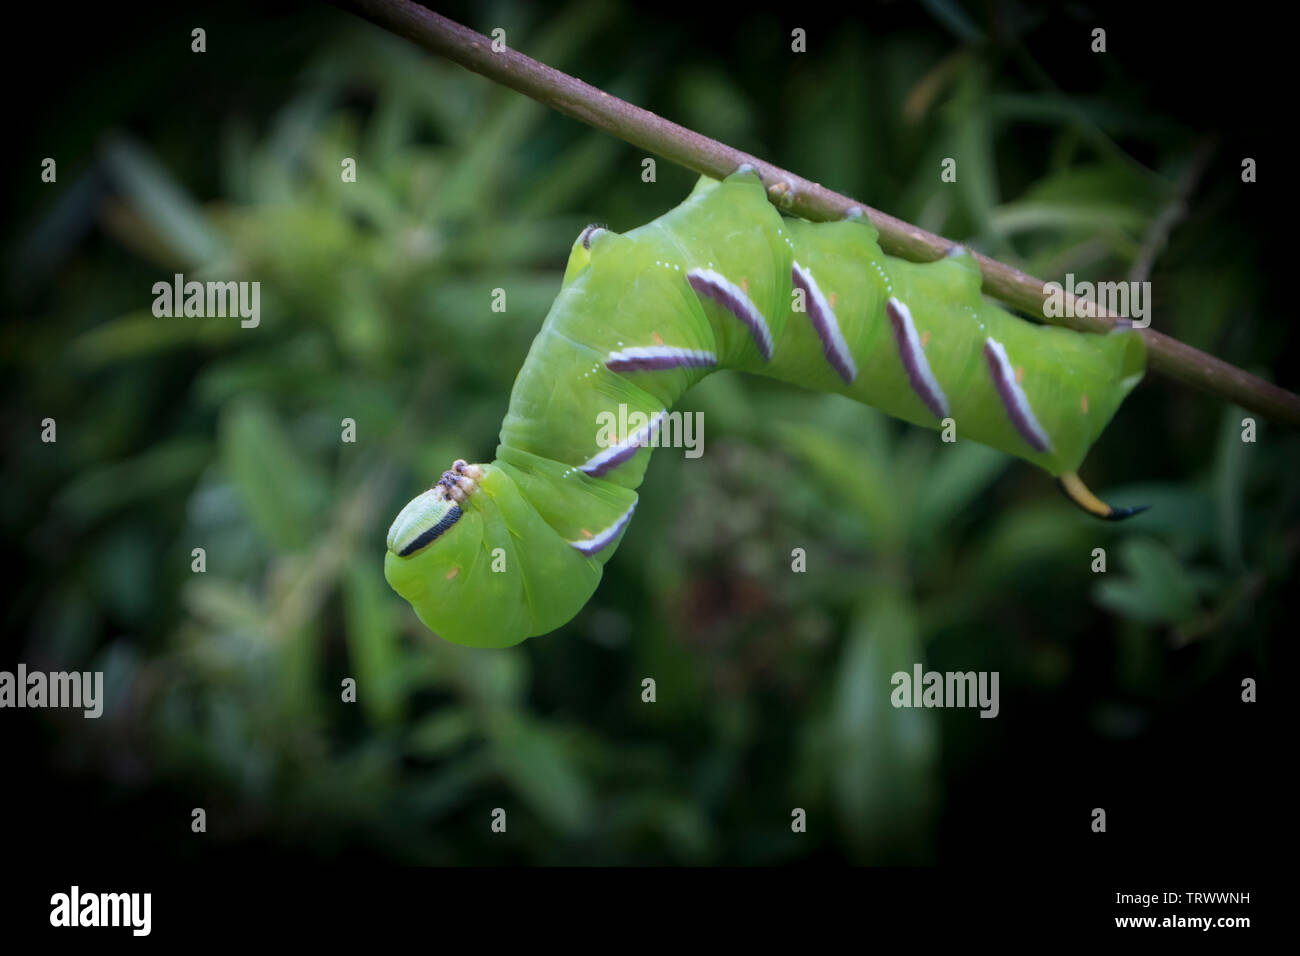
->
385, 168, 1146, 647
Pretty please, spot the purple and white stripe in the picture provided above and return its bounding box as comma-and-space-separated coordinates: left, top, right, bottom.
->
983, 338, 1053, 453
569, 500, 638, 556
790, 261, 857, 384
884, 297, 950, 419
605, 346, 718, 373
686, 268, 773, 361
579, 410, 667, 478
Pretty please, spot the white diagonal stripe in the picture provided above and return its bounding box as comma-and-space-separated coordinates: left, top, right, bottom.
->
984, 337, 1053, 452
569, 500, 638, 555
579, 410, 667, 476
792, 260, 857, 383
687, 268, 773, 359
888, 297, 950, 419
605, 346, 717, 369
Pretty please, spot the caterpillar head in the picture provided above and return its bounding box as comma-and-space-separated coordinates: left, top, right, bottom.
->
384, 460, 524, 647
385, 464, 478, 558
384, 459, 605, 648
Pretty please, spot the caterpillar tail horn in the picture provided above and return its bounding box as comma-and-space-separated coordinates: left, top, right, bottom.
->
1055, 472, 1149, 521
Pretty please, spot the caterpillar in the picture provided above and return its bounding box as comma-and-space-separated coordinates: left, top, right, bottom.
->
385, 168, 1147, 647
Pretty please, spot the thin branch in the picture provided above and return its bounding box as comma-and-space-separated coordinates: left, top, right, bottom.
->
335, 0, 1300, 426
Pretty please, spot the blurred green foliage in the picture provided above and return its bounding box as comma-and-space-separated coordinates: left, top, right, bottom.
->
3, 0, 1292, 864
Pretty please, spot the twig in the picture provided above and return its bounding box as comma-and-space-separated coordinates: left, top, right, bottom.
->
333, 0, 1300, 425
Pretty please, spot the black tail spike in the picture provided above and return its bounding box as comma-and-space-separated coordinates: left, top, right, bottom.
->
1102, 503, 1150, 522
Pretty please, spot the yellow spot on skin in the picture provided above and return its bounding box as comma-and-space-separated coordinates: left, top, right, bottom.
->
829, 291, 838, 308
741, 277, 749, 294
920, 330, 931, 348
580, 529, 594, 539
445, 567, 461, 580
652, 331, 664, 345
1081, 393, 1090, 414
1015, 366, 1025, 384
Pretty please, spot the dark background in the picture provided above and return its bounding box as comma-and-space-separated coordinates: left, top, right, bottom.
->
1, 0, 1289, 879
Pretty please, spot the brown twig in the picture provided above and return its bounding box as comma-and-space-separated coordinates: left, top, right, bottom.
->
334, 0, 1300, 425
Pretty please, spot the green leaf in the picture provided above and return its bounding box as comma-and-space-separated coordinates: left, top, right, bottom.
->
54, 438, 210, 521
1094, 537, 1200, 624
101, 135, 228, 267
491, 715, 592, 834
989, 200, 1147, 238
1214, 407, 1248, 571
69, 309, 243, 367
218, 399, 328, 552
911, 439, 1008, 538
774, 420, 904, 550
408, 709, 476, 758
830, 586, 938, 861
343, 558, 405, 727
182, 578, 268, 639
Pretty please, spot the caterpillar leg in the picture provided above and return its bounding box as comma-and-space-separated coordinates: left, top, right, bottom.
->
1055, 471, 1149, 521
